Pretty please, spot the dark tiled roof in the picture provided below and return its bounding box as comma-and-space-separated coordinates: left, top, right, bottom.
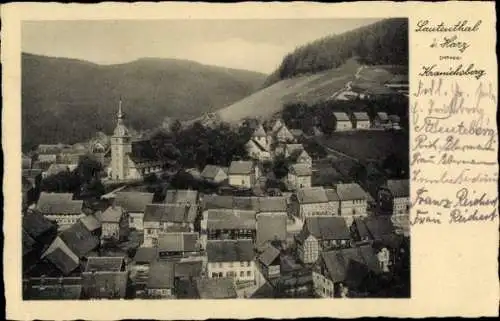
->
79, 215, 101, 232
114, 191, 154, 213
23, 229, 37, 256
250, 281, 275, 298
258, 197, 287, 212
81, 271, 128, 299
133, 247, 158, 264
258, 244, 281, 267
335, 183, 367, 201
85, 257, 125, 272
157, 232, 199, 252
228, 161, 254, 175
143, 203, 197, 224
37, 198, 83, 215
174, 260, 203, 278
147, 261, 175, 288
300, 217, 351, 242
256, 213, 287, 246
233, 196, 260, 211
353, 218, 371, 240
325, 188, 340, 201
376, 112, 389, 121
100, 206, 125, 223
386, 179, 409, 198
165, 189, 199, 204
248, 138, 269, 152
195, 277, 237, 299
44, 247, 80, 276
202, 195, 234, 210
289, 149, 310, 163
364, 216, 395, 239
206, 240, 254, 263
23, 212, 56, 240
206, 209, 256, 230
296, 187, 329, 204
38, 192, 73, 202
59, 221, 100, 257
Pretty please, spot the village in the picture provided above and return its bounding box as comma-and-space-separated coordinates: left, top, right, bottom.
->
21, 98, 410, 300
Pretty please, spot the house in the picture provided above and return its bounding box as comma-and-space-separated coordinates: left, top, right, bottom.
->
23, 276, 82, 300
165, 189, 199, 205
251, 124, 270, 149
131, 247, 158, 275
22, 211, 58, 245
333, 112, 352, 131
289, 187, 339, 222
174, 259, 204, 299
22, 154, 33, 170
206, 240, 255, 283
37, 154, 59, 164
145, 261, 175, 298
205, 209, 257, 244
113, 191, 154, 231
378, 179, 410, 215
100, 205, 129, 243
388, 115, 401, 130
143, 203, 198, 247
79, 214, 102, 237
350, 112, 371, 130
288, 149, 312, 167
81, 256, 128, 299
312, 245, 383, 297
195, 277, 238, 299
200, 165, 228, 184
373, 112, 390, 128
350, 216, 395, 244
296, 216, 351, 264
41, 221, 100, 275
36, 192, 85, 230
284, 144, 304, 159
157, 232, 200, 259
246, 138, 272, 161
256, 212, 287, 248
335, 183, 368, 224
288, 164, 312, 190
228, 160, 260, 188
273, 124, 295, 144
257, 244, 281, 279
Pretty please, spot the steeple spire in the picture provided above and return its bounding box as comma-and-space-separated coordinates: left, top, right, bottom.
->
117, 99, 123, 121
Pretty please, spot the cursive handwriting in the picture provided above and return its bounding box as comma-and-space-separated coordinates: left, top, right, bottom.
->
419, 64, 486, 80
454, 188, 498, 208
413, 188, 452, 209
411, 210, 442, 225
412, 168, 498, 185
415, 20, 482, 32
449, 208, 498, 223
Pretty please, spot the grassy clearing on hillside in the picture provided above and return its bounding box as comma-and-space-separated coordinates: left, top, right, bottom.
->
318, 130, 409, 162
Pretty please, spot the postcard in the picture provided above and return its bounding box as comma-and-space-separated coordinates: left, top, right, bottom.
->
2, 1, 498, 319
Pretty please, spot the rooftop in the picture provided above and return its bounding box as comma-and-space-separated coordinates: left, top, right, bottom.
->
258, 244, 281, 267
85, 256, 125, 272
228, 160, 254, 175
289, 163, 312, 176
157, 232, 199, 253
100, 206, 125, 223
298, 216, 351, 243
333, 112, 350, 121
195, 277, 237, 299
113, 191, 154, 213
206, 209, 256, 230
335, 183, 367, 201
206, 240, 254, 263
147, 261, 175, 289
256, 213, 287, 247
386, 179, 410, 198
296, 187, 329, 204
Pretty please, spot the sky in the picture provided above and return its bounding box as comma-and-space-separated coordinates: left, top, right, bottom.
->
22, 19, 381, 74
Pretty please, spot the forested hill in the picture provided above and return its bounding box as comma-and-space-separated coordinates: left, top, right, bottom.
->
22, 53, 266, 150
263, 18, 408, 87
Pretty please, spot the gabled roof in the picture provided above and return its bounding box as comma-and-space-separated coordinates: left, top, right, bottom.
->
298, 217, 351, 243
258, 197, 287, 213
23, 229, 37, 256
85, 257, 124, 272
206, 209, 256, 230
386, 179, 409, 198
285, 144, 304, 155
206, 240, 254, 262
228, 160, 254, 175
335, 183, 367, 201
275, 125, 294, 139
143, 203, 197, 224
100, 206, 125, 223
147, 261, 175, 289
289, 163, 312, 177
325, 188, 340, 201
202, 195, 234, 210
333, 112, 350, 121
195, 277, 237, 299
252, 124, 267, 137
41, 237, 80, 275
363, 216, 395, 240
258, 244, 281, 267
157, 232, 199, 252
289, 129, 304, 137
38, 192, 73, 203
352, 112, 370, 121
376, 112, 389, 121
37, 193, 83, 215
320, 244, 381, 284
133, 247, 158, 264
79, 215, 101, 232
256, 213, 287, 246
58, 221, 100, 257
248, 138, 269, 152
232, 196, 260, 211
23, 212, 57, 240
289, 149, 310, 163
175, 260, 203, 278
165, 189, 199, 204
81, 271, 128, 299
113, 191, 154, 213
201, 165, 227, 180
296, 187, 329, 204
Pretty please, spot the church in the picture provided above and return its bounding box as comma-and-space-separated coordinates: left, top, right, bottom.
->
109, 102, 165, 181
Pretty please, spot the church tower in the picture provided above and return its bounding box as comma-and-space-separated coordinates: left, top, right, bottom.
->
111, 100, 131, 180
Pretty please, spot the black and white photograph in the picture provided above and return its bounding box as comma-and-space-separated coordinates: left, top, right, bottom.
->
21, 17, 410, 300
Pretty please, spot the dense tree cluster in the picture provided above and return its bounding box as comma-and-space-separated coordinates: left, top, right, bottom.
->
264, 18, 408, 87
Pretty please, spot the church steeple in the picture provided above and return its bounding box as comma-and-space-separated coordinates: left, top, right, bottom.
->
117, 99, 124, 122
113, 99, 129, 137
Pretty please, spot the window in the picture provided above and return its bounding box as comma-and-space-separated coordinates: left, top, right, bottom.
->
240, 271, 245, 277
247, 271, 252, 277
212, 273, 218, 278
240, 262, 244, 267
218, 263, 223, 268
246, 261, 251, 267
218, 272, 223, 277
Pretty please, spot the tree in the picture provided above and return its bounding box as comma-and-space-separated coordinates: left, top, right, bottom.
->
273, 156, 289, 179
348, 162, 367, 183
76, 155, 103, 183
